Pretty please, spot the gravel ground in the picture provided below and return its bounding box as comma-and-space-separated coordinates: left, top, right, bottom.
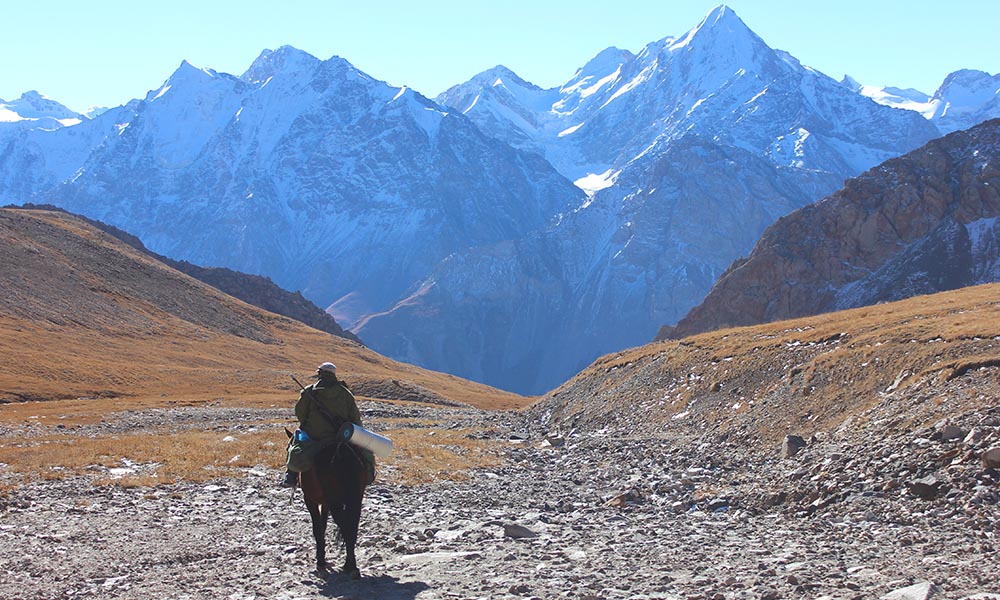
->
1, 400, 998, 600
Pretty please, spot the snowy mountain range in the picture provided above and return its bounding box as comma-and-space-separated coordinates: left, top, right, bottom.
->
356, 6, 942, 392
843, 69, 1000, 133
1, 49, 582, 336
1, 5, 998, 394
438, 7, 939, 185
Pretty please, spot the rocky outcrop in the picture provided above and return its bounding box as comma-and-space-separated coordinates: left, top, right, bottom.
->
670, 119, 1000, 339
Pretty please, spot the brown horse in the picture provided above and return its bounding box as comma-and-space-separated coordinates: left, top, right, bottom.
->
286, 428, 369, 578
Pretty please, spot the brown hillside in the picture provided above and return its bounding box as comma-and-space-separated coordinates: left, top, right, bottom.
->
534, 283, 1000, 447
0, 208, 526, 411
8, 203, 362, 344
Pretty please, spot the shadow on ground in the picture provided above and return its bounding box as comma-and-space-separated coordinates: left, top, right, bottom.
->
315, 573, 431, 599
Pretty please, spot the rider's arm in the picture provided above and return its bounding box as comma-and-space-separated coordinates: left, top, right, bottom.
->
294, 389, 310, 425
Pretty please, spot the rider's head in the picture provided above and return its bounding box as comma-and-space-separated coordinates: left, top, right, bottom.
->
316, 362, 337, 380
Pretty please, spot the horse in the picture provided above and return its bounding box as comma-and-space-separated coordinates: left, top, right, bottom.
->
285, 427, 369, 578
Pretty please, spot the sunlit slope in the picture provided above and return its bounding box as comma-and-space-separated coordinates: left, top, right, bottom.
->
535, 283, 1000, 443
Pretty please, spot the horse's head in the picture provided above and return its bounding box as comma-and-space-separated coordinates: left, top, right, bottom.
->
285, 427, 294, 439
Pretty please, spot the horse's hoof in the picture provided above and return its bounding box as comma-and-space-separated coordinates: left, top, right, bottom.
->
316, 561, 334, 573
341, 564, 361, 580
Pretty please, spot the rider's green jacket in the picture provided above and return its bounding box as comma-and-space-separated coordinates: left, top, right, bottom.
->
295, 377, 362, 440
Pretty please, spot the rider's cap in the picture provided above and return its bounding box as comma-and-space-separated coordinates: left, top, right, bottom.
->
316, 362, 337, 375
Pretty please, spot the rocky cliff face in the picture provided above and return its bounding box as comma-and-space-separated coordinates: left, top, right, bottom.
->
669, 119, 1000, 339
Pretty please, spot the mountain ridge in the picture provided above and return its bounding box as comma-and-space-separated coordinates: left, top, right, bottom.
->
5, 203, 362, 343
0, 47, 584, 335
535, 282, 1000, 445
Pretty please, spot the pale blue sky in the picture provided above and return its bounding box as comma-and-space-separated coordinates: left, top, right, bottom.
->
2, 0, 998, 112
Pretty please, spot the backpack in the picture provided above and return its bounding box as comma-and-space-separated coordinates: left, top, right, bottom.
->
286, 431, 322, 473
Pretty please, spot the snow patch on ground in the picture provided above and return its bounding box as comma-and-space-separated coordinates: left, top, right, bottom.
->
558, 123, 583, 137
859, 85, 936, 119
574, 169, 620, 194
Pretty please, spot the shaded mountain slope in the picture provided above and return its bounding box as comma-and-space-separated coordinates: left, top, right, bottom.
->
357, 135, 829, 394
0, 208, 526, 410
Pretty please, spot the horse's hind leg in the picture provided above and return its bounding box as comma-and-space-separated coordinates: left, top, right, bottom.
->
333, 501, 362, 578
307, 503, 331, 571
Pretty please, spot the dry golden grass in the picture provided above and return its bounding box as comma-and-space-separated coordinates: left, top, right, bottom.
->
550, 283, 1000, 442
0, 428, 284, 485
381, 427, 503, 485
0, 419, 504, 489
0, 209, 519, 492
605, 283, 1000, 369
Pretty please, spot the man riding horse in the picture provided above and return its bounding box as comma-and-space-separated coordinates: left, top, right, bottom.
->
282, 362, 376, 488
283, 362, 376, 576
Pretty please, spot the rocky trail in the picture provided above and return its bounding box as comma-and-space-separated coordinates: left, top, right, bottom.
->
1, 399, 998, 600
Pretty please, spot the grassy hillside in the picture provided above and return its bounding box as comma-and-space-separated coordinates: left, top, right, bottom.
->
535, 283, 1000, 446
0, 208, 527, 413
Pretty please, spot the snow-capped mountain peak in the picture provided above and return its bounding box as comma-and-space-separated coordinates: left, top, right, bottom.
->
439, 65, 547, 115
147, 60, 227, 102
934, 69, 999, 97
0, 91, 84, 126
479, 65, 538, 90
670, 4, 760, 53
840, 75, 863, 92
931, 69, 1000, 117
561, 47, 634, 96
241, 45, 322, 84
